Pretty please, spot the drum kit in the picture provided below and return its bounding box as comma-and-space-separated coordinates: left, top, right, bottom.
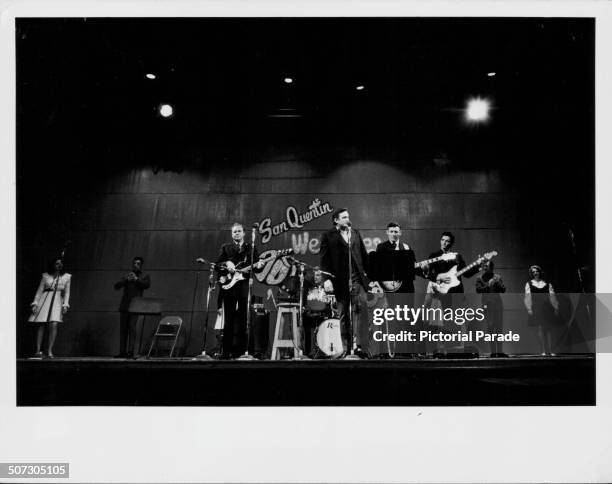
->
195, 253, 350, 359
305, 290, 343, 358
285, 256, 345, 359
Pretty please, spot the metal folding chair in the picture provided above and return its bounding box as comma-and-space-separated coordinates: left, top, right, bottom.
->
147, 316, 182, 358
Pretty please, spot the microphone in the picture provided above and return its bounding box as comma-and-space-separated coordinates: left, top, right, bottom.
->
251, 224, 257, 243
253, 222, 259, 229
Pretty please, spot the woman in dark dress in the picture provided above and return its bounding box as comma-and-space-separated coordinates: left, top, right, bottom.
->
524, 265, 559, 356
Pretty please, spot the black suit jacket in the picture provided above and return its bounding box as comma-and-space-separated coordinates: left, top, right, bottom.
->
375, 240, 416, 293
320, 227, 369, 300
114, 271, 151, 312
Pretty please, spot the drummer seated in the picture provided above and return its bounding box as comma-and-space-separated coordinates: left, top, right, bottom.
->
302, 269, 335, 357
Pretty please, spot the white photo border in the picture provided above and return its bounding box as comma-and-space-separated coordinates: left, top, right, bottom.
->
1, 1, 611, 483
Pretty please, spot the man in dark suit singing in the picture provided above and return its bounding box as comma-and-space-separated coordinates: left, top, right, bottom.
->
319, 208, 370, 358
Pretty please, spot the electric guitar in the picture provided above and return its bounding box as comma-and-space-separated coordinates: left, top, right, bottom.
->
380, 252, 457, 292
431, 251, 498, 294
219, 249, 293, 290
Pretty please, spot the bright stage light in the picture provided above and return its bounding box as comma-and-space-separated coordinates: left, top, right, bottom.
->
145, 73, 156, 80
487, 72, 496, 77
465, 97, 491, 122
159, 104, 174, 117
356, 85, 365, 91
284, 77, 293, 84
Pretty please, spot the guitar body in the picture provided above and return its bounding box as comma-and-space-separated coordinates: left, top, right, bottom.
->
433, 265, 460, 294
219, 248, 292, 291
221, 271, 246, 290
380, 253, 457, 293
432, 251, 498, 294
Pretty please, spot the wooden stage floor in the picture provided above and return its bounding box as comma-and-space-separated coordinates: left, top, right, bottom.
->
16, 354, 595, 406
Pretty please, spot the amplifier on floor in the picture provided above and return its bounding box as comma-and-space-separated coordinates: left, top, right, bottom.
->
249, 304, 269, 359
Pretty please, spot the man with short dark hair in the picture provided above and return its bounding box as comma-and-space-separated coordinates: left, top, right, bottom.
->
476, 260, 506, 357
376, 222, 418, 294
114, 256, 151, 358
422, 232, 478, 357
215, 223, 264, 358
319, 208, 370, 357
423, 231, 476, 294
375, 222, 422, 357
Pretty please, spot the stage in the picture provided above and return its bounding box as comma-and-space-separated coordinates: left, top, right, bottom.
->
17, 355, 595, 406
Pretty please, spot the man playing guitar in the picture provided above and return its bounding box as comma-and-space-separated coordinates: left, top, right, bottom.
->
421, 231, 479, 356
375, 222, 419, 294
422, 231, 478, 294
375, 222, 423, 357
215, 223, 264, 359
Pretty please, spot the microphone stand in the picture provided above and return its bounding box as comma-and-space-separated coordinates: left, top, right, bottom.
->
556, 227, 592, 352
46, 242, 69, 324
344, 225, 360, 360
238, 225, 258, 360
193, 259, 216, 360
285, 256, 312, 360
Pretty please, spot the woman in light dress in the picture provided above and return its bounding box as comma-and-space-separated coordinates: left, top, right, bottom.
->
29, 258, 71, 358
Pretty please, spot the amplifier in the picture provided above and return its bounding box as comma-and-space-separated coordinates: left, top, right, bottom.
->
249, 309, 270, 358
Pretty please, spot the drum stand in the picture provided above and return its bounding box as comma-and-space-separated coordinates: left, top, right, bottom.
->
193, 260, 217, 360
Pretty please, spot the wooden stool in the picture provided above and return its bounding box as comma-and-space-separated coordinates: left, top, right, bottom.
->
271, 303, 300, 360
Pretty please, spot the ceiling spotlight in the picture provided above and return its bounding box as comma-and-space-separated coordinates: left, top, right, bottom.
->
487, 72, 496, 77
284, 77, 293, 84
145, 73, 156, 80
159, 104, 174, 118
356, 85, 365, 91
465, 97, 491, 122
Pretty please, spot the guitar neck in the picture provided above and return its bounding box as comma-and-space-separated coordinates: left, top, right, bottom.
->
457, 259, 482, 277
415, 254, 452, 268
236, 251, 280, 273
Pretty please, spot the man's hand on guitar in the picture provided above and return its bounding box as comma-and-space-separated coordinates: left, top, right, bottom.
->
225, 261, 236, 273
369, 281, 383, 294
255, 260, 265, 270
323, 280, 334, 293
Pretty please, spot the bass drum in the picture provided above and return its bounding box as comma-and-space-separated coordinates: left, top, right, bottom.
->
315, 318, 344, 359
